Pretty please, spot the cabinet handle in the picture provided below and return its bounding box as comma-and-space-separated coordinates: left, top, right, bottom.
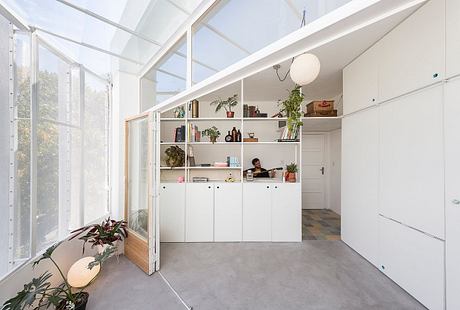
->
162, 186, 166, 189
266, 186, 270, 189
217, 186, 220, 189
275, 186, 278, 189
208, 186, 211, 189
452, 199, 460, 205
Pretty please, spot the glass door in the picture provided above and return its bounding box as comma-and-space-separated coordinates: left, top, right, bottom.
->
124, 112, 159, 274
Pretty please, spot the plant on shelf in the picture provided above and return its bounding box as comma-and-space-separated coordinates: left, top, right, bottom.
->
164, 145, 185, 167
210, 94, 238, 118
1, 241, 114, 310
279, 85, 304, 133
202, 126, 221, 143
69, 217, 128, 254
285, 163, 298, 183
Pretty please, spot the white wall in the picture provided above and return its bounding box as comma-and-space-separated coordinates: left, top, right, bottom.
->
328, 129, 341, 214
111, 71, 140, 221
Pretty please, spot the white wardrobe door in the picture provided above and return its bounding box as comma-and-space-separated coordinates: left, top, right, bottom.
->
379, 217, 444, 310
445, 78, 460, 310
446, 0, 460, 79
243, 183, 272, 242
341, 108, 379, 266
214, 183, 242, 242
185, 183, 214, 242
379, 85, 444, 239
378, 0, 445, 102
272, 183, 301, 242
160, 183, 185, 242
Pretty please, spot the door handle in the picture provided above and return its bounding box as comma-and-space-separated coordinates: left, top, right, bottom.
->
452, 199, 460, 206
320, 167, 325, 175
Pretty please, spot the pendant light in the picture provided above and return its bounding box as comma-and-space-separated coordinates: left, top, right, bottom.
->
289, 53, 321, 86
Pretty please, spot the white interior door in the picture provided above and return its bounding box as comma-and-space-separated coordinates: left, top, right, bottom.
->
302, 134, 326, 209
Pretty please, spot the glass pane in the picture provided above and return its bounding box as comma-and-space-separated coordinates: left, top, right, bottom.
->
83, 73, 109, 223
142, 36, 186, 110
127, 117, 149, 240
14, 32, 30, 119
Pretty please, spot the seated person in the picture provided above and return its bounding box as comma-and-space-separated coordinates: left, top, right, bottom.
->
245, 158, 275, 178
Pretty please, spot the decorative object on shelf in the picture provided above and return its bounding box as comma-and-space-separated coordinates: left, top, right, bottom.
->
210, 94, 238, 118
214, 162, 228, 167
225, 130, 233, 142
188, 145, 196, 167
190, 99, 199, 118
231, 127, 237, 142
243, 132, 258, 142
1, 241, 114, 310
202, 126, 221, 143
285, 163, 298, 183
279, 85, 304, 141
69, 217, 128, 255
236, 129, 242, 142
227, 156, 240, 167
225, 172, 236, 182
164, 145, 185, 167
173, 106, 185, 118
246, 170, 254, 182
248, 105, 257, 117
200, 163, 212, 167
305, 100, 335, 117
290, 53, 321, 86
243, 104, 249, 117
177, 176, 185, 183
192, 176, 209, 182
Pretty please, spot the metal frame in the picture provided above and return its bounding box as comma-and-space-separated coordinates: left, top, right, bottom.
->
8, 21, 15, 271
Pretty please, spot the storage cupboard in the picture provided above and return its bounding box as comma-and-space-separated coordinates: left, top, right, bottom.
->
185, 183, 214, 242
160, 183, 185, 242
214, 183, 242, 242
242, 183, 272, 241
446, 0, 460, 79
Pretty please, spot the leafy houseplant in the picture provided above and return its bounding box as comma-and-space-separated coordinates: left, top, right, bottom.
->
202, 126, 221, 143
1, 242, 114, 310
70, 217, 128, 254
210, 94, 238, 118
285, 163, 298, 183
164, 145, 185, 168
279, 86, 304, 136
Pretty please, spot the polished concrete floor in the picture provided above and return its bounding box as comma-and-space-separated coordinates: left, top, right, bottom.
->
87, 241, 426, 310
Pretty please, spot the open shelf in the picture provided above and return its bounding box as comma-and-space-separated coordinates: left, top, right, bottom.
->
188, 142, 242, 145
161, 118, 186, 121
243, 141, 300, 145
188, 166, 241, 170
187, 117, 242, 121
160, 167, 186, 170
160, 142, 185, 145
243, 117, 287, 121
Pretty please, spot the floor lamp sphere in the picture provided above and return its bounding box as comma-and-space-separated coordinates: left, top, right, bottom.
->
290, 53, 321, 86
67, 257, 101, 288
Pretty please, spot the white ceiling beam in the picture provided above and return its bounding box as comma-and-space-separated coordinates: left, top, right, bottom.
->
0, 0, 29, 31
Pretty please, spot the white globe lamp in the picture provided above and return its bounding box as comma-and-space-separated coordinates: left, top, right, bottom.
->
67, 257, 101, 288
290, 53, 321, 86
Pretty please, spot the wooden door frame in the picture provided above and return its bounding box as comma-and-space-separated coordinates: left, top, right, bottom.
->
124, 112, 156, 274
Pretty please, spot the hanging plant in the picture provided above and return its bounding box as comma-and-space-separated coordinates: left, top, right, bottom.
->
279, 85, 304, 131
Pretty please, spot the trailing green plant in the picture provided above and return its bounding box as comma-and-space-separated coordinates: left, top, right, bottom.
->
279, 86, 304, 131
210, 94, 238, 113
164, 145, 185, 167
1, 242, 114, 310
286, 163, 298, 173
69, 217, 128, 254
202, 126, 221, 141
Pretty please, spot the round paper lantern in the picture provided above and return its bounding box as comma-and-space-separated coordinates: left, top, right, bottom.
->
290, 53, 321, 86
67, 257, 100, 288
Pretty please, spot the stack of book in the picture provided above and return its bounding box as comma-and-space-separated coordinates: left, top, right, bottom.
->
278, 124, 300, 142
174, 125, 186, 142
226, 156, 240, 168
188, 123, 201, 142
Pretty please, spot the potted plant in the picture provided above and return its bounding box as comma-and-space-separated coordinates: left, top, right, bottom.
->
285, 163, 298, 183
1, 242, 114, 310
279, 86, 304, 137
210, 94, 238, 118
202, 126, 221, 143
69, 217, 128, 254
164, 145, 185, 168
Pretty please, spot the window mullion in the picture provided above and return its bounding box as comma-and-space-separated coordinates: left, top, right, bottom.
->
79, 65, 85, 227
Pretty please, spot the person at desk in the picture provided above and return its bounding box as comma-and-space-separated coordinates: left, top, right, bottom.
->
245, 158, 276, 178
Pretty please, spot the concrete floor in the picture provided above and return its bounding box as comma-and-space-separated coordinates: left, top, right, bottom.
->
87, 241, 426, 310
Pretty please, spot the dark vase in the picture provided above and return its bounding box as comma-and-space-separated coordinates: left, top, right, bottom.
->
58, 292, 89, 310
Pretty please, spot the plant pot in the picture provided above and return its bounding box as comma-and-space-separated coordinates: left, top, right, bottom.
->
210, 136, 217, 144
226, 111, 235, 118
58, 292, 89, 310
96, 241, 118, 254
285, 172, 296, 183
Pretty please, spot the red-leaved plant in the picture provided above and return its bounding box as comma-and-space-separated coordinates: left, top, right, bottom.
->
70, 217, 128, 254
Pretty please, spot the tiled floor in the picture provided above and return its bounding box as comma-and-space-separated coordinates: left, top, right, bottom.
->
302, 209, 341, 240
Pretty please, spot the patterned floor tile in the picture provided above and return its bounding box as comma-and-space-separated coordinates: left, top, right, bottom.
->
302, 209, 341, 241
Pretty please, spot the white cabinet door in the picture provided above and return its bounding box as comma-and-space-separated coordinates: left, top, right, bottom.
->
446, 0, 460, 79
379, 217, 444, 310
445, 78, 460, 310
379, 85, 444, 239
214, 183, 242, 242
341, 108, 379, 266
379, 0, 445, 102
160, 183, 185, 242
343, 44, 379, 115
185, 183, 214, 242
243, 183, 272, 241
272, 183, 301, 242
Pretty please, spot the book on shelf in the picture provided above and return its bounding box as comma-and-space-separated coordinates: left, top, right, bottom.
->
174, 125, 186, 142
226, 156, 240, 168
278, 123, 300, 142
188, 123, 201, 142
